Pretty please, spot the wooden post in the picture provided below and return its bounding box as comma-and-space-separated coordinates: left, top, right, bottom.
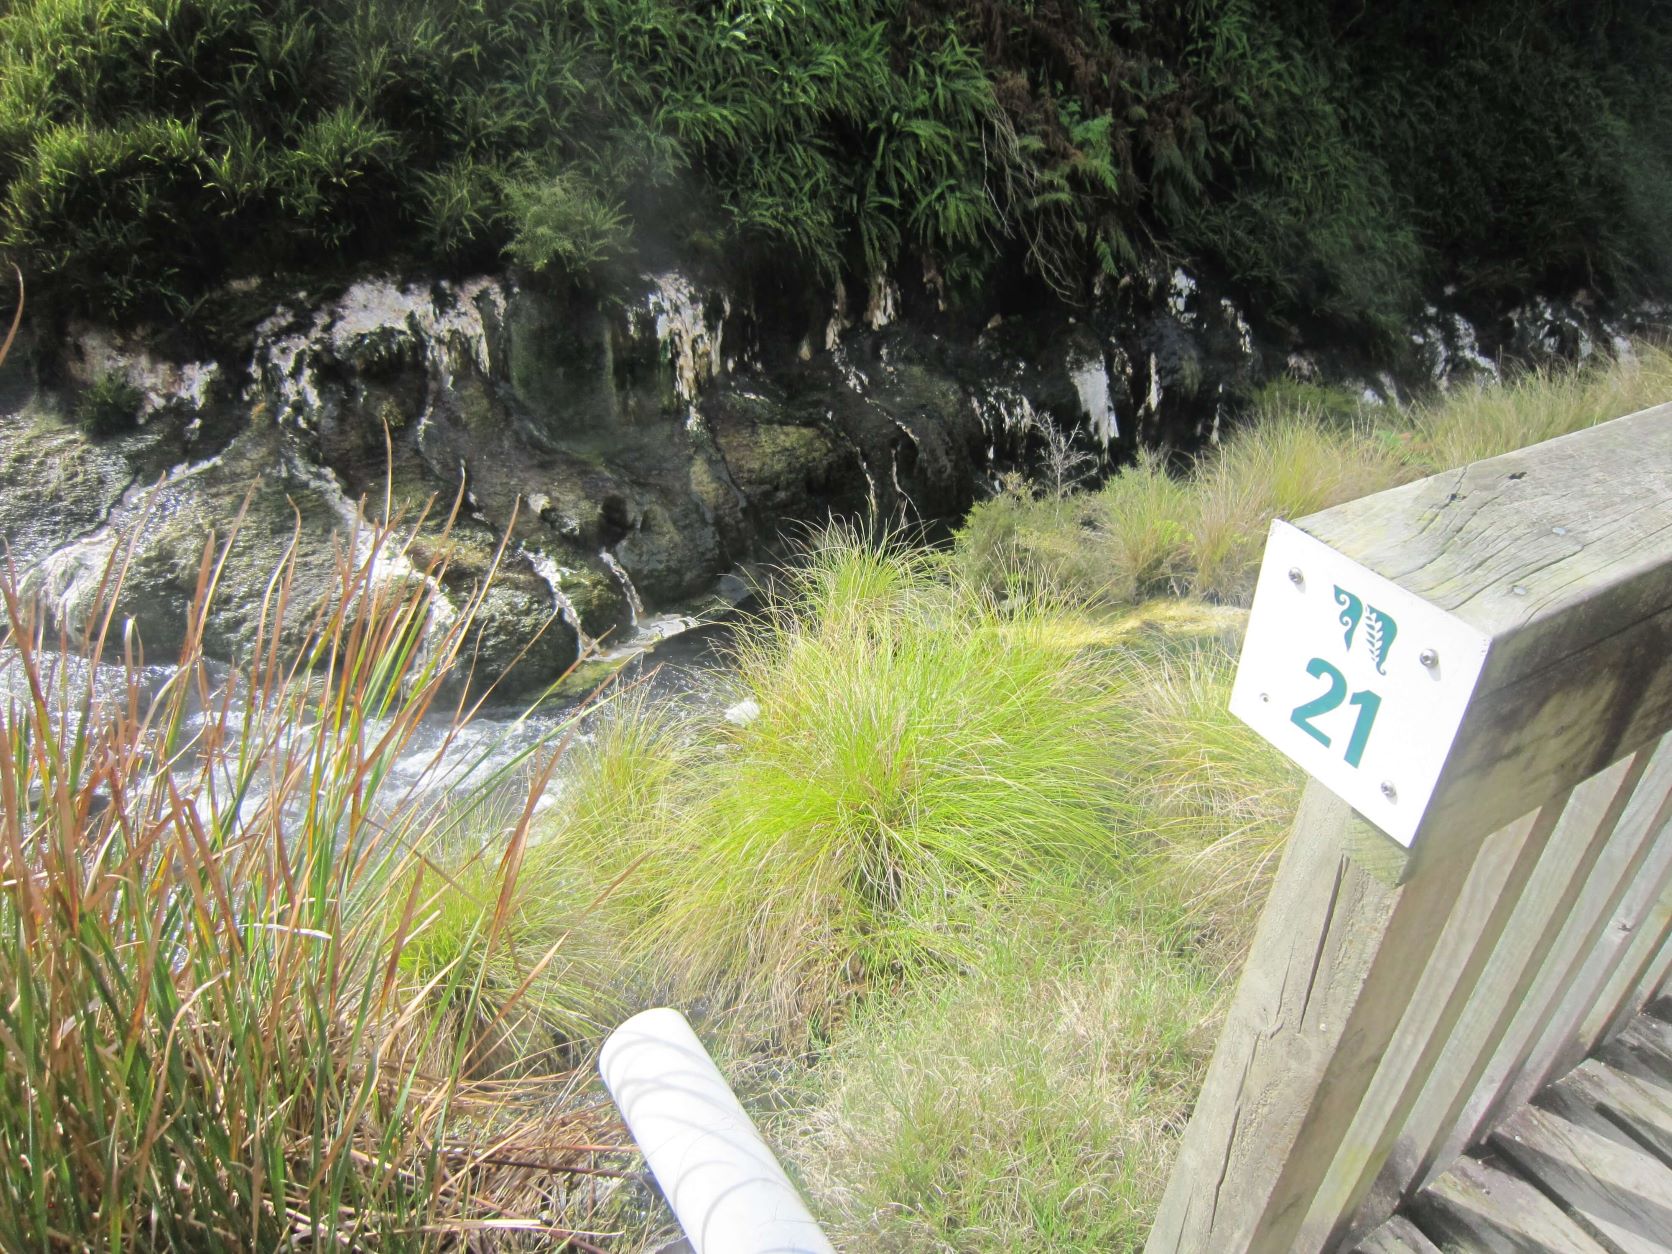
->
1147, 405, 1672, 1253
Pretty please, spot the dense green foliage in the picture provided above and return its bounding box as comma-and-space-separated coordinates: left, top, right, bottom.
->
2, 0, 1668, 336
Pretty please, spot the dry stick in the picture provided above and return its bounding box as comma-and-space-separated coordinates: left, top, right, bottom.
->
0, 264, 21, 370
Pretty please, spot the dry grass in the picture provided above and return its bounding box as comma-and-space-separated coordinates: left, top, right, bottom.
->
1410, 341, 1672, 468
956, 341, 1672, 610
779, 888, 1221, 1253
1186, 412, 1414, 602
1110, 632, 1304, 956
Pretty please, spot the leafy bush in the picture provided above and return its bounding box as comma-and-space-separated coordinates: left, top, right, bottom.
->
503, 170, 631, 275
3, 1, 1668, 334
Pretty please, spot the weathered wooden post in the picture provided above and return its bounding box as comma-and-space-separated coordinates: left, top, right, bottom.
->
1146, 402, 1672, 1252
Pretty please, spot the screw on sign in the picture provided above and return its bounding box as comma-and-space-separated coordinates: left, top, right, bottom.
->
1230, 522, 1492, 849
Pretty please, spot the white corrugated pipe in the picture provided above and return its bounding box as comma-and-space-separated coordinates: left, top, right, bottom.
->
599, 1007, 836, 1254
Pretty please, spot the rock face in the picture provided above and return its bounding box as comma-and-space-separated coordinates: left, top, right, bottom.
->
1, 262, 1655, 696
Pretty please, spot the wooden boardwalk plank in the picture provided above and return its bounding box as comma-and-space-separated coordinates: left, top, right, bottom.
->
1411, 1152, 1610, 1254
1562, 1060, 1672, 1168
1611, 1016, 1672, 1087
1354, 1213, 1442, 1253
1492, 1101, 1672, 1254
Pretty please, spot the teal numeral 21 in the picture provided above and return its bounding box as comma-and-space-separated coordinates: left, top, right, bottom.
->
1289, 657, 1382, 768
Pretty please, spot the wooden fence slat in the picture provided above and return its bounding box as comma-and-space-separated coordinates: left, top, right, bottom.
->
1616, 931, 1672, 1045
1301, 787, 1582, 1248
1412, 1153, 1611, 1254
1146, 785, 1532, 1252
1456, 745, 1672, 1150
1368, 748, 1661, 1205
1628, 943, 1672, 1032
1145, 784, 1379, 1251
1545, 786, 1672, 1085
1251, 810, 1545, 1253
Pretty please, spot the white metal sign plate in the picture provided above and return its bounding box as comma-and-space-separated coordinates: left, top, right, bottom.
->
1229, 521, 1492, 847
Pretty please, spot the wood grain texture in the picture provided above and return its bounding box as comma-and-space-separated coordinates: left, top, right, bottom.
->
1387, 753, 1655, 1201
1561, 1059, 1672, 1168
1301, 403, 1672, 676
1612, 1016, 1672, 1085
1601, 931, 1672, 1050
1325, 756, 1658, 1246
1353, 1214, 1442, 1253
1413, 1152, 1611, 1254
1308, 792, 1578, 1248
1425, 601, 1672, 855
1460, 740, 1672, 1147
1295, 403, 1672, 850
1145, 785, 1402, 1252
1563, 808, 1672, 1080
1492, 1101, 1672, 1254
1145, 784, 1518, 1253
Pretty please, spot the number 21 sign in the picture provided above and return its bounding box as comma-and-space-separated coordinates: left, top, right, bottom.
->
1229, 521, 1491, 848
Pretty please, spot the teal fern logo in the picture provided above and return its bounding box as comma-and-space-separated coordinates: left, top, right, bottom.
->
1294, 585, 1394, 770
1333, 585, 1397, 673
1364, 607, 1397, 675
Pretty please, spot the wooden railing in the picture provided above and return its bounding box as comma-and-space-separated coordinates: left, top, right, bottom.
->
1146, 403, 1672, 1252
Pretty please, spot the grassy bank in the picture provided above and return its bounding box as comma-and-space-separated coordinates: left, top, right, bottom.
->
522, 347, 1666, 1249
959, 344, 1672, 609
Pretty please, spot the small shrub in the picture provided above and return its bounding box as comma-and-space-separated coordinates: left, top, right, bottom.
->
503, 169, 631, 276
73, 369, 143, 437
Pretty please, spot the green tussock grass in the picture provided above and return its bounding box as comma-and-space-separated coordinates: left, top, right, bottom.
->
552, 529, 1138, 1039
767, 632, 1296, 1252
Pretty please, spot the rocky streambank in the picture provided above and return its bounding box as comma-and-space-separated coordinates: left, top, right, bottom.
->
0, 263, 1656, 698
